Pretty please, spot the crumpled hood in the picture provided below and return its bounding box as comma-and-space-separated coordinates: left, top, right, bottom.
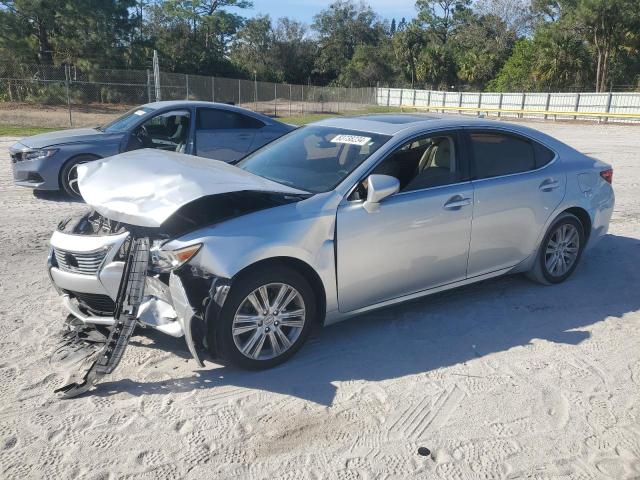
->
77, 149, 306, 227
20, 127, 119, 149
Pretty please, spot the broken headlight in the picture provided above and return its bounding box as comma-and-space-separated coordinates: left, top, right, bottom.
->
149, 241, 201, 273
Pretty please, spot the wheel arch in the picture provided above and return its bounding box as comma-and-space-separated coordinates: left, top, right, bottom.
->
58, 153, 102, 191
562, 206, 592, 242
231, 256, 327, 325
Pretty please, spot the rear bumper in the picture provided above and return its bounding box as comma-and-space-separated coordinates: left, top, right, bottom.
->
585, 186, 615, 252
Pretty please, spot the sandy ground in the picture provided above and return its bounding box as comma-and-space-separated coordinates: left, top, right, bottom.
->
0, 120, 639, 479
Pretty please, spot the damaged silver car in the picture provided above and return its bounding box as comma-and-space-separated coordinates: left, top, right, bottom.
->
48, 114, 614, 397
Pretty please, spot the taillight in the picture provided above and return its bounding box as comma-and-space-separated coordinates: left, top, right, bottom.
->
600, 168, 613, 184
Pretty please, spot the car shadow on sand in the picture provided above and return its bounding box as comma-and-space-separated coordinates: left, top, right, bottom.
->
94, 233, 640, 405
33, 190, 83, 204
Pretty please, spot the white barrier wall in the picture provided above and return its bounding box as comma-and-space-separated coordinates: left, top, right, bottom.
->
377, 88, 640, 123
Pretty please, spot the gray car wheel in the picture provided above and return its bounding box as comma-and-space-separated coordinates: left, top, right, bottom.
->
60, 155, 99, 198
527, 213, 585, 285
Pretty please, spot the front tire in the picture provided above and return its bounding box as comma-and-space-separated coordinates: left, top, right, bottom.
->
60, 155, 99, 198
214, 266, 316, 369
527, 213, 585, 285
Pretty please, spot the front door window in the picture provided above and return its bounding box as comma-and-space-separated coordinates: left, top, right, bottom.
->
128, 109, 191, 153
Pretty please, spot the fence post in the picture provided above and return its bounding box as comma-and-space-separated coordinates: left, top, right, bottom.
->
573, 93, 581, 121
238, 79, 241, 105
544, 92, 551, 120
301, 84, 304, 114
185, 74, 189, 100
426, 90, 431, 111
399, 88, 403, 111
254, 75, 258, 112
274, 83, 277, 117
442, 91, 446, 114
519, 93, 526, 118
477, 92, 482, 117
64, 65, 73, 127
604, 92, 613, 123
289, 84, 292, 116
211, 77, 215, 102
386, 88, 390, 110
146, 69, 152, 103
458, 92, 463, 114
498, 93, 503, 118
153, 50, 161, 101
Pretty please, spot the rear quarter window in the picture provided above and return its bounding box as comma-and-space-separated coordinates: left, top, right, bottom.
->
533, 142, 555, 168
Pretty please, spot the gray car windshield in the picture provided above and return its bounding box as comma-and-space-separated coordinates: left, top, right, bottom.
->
101, 107, 155, 132
237, 126, 391, 192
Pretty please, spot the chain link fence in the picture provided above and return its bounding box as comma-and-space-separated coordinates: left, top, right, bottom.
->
0, 63, 377, 128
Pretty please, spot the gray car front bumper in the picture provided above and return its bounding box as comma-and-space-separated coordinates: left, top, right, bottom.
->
10, 142, 63, 190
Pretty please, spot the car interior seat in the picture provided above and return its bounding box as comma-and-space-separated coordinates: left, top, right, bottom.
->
173, 116, 190, 153
404, 137, 456, 190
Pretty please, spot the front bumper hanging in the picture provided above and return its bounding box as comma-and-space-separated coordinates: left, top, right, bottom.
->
54, 237, 150, 398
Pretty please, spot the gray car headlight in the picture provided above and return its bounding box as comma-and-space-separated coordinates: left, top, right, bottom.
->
23, 148, 59, 161
150, 242, 201, 272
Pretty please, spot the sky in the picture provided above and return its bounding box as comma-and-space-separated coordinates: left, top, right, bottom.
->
241, 0, 417, 25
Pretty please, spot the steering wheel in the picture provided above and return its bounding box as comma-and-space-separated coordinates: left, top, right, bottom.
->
135, 125, 152, 147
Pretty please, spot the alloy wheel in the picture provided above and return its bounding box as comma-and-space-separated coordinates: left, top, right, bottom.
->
232, 282, 306, 361
544, 223, 580, 277
66, 163, 85, 196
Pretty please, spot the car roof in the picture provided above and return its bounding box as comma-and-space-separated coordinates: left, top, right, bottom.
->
311, 113, 550, 139
141, 100, 284, 126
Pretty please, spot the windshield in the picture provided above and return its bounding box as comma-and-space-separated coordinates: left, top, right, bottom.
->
100, 107, 154, 132
236, 126, 391, 192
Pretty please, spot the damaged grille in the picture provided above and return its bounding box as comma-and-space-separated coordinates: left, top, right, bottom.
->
53, 247, 109, 275
68, 291, 116, 315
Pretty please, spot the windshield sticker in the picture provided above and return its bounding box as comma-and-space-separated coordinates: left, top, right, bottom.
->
331, 134, 371, 146
133, 110, 147, 116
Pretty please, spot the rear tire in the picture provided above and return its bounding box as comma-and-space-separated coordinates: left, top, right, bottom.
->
60, 155, 99, 198
527, 213, 585, 285
214, 266, 316, 370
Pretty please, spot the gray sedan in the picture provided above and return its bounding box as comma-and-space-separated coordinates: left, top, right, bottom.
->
10, 101, 294, 196
46, 114, 614, 395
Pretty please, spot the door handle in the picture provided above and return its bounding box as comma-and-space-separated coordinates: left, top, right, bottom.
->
539, 178, 560, 191
443, 196, 472, 210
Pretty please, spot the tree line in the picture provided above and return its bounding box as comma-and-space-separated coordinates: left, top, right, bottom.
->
1, 0, 639, 92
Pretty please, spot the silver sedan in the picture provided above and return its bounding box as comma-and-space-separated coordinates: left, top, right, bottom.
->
47, 114, 614, 393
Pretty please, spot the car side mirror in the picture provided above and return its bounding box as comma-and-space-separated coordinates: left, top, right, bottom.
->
363, 174, 400, 213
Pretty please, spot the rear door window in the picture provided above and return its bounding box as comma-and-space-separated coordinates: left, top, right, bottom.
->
196, 109, 264, 130
468, 132, 536, 179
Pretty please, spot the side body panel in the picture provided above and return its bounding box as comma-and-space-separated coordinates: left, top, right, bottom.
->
166, 192, 342, 316
335, 183, 474, 312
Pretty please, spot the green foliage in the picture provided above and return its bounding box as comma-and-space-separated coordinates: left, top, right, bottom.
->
487, 39, 538, 91
0, 0, 639, 92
